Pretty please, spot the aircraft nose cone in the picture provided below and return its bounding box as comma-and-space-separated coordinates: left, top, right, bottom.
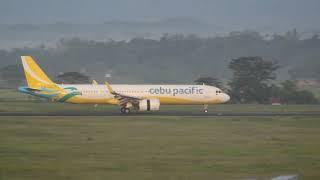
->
223, 93, 230, 102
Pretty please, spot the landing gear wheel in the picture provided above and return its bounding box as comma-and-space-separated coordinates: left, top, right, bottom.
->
124, 108, 130, 114
120, 107, 131, 114
204, 109, 208, 113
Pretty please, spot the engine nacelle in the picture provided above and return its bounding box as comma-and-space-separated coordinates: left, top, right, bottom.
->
138, 98, 160, 111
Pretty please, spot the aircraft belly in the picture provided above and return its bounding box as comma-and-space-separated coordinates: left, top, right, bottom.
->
62, 94, 221, 105
149, 96, 204, 105
65, 96, 117, 104
155, 96, 222, 105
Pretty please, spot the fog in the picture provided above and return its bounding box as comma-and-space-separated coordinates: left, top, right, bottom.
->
1, 0, 319, 30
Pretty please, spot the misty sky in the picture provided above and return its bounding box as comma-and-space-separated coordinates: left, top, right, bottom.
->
0, 0, 319, 30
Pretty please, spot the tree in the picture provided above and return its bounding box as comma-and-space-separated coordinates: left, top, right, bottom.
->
277, 80, 318, 104
55, 72, 90, 84
194, 77, 223, 88
228, 57, 279, 103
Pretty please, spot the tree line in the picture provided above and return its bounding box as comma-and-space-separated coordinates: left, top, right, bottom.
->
0, 30, 320, 83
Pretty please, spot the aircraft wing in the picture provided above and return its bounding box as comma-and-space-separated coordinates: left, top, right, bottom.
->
105, 82, 141, 107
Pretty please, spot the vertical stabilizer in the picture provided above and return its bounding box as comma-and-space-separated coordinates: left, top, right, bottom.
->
21, 56, 59, 89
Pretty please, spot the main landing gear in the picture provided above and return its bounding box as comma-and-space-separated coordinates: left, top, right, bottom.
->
120, 107, 131, 114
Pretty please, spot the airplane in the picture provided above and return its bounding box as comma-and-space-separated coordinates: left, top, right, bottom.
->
18, 56, 230, 113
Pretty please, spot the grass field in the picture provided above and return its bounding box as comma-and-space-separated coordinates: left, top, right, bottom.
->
0, 116, 320, 180
0, 89, 320, 179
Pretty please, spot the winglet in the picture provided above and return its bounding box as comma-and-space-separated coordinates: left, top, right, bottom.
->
105, 82, 114, 93
92, 80, 98, 85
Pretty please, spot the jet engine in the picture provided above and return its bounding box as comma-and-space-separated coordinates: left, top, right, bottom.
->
138, 98, 160, 111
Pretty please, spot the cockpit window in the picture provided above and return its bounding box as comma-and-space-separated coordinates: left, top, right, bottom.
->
216, 90, 222, 94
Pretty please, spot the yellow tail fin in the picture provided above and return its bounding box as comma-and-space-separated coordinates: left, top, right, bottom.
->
21, 56, 59, 90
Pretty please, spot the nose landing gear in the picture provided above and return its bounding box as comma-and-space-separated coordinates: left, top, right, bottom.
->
203, 104, 208, 113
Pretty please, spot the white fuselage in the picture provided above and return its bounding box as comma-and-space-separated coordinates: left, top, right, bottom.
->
59, 84, 230, 105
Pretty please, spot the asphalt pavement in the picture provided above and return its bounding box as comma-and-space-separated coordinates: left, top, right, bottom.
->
0, 111, 320, 117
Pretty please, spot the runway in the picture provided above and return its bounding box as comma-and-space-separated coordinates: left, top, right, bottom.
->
0, 111, 320, 117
